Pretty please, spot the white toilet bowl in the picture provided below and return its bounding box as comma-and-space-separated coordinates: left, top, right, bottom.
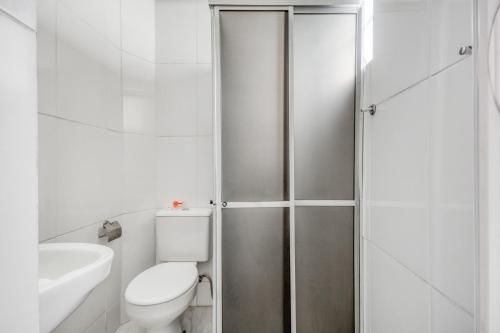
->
125, 262, 198, 333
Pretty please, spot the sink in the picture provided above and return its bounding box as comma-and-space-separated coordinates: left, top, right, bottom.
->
38, 243, 114, 333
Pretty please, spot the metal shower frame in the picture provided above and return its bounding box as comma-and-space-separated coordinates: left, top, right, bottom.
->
210, 3, 365, 333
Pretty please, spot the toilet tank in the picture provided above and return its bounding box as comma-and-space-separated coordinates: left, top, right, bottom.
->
156, 208, 212, 262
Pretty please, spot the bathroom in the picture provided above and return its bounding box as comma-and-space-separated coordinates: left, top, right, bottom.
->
2, 0, 500, 332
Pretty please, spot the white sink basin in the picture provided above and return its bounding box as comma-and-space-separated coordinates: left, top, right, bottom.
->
38, 243, 114, 333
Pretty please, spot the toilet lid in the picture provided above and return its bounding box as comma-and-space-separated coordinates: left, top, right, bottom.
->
125, 262, 198, 306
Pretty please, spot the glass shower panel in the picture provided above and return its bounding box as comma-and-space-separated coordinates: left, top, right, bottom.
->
220, 11, 287, 202
222, 208, 290, 333
294, 14, 356, 200
295, 206, 354, 333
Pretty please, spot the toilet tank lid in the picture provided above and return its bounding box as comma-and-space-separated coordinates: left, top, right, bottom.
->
156, 208, 213, 217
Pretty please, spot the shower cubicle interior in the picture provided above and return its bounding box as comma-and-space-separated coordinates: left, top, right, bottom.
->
211, 3, 361, 332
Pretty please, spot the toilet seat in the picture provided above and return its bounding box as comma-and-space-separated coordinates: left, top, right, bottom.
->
125, 262, 198, 306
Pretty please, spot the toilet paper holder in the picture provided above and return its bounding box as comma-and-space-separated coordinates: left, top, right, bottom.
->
98, 220, 122, 242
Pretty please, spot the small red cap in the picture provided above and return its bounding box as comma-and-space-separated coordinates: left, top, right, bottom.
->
172, 200, 183, 209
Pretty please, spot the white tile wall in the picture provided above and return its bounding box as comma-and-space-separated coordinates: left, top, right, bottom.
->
55, 121, 123, 235
83, 314, 107, 333
57, 4, 122, 130
156, 137, 213, 208
122, 0, 156, 62
122, 53, 156, 135
156, 0, 214, 211
119, 210, 156, 322
37, 0, 157, 332
196, 0, 212, 64
38, 115, 58, 241
429, 0, 473, 74
429, 57, 475, 313
156, 0, 197, 63
0, 8, 39, 333
364, 0, 475, 330
37, 0, 57, 117
196, 136, 214, 208
58, 0, 121, 46
368, 205, 430, 278
431, 290, 474, 333
123, 134, 157, 212
368, 0, 429, 104
196, 64, 213, 136
365, 82, 431, 279
367, 0, 474, 103
0, 0, 36, 28
429, 58, 474, 207
103, 238, 124, 310
106, 305, 122, 333
157, 137, 198, 207
366, 241, 431, 333
366, 82, 430, 204
157, 64, 198, 136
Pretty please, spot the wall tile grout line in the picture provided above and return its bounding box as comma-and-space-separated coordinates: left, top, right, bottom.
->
81, 312, 106, 333
374, 54, 472, 108
122, 48, 156, 65
0, 7, 35, 32
38, 112, 157, 138
57, 2, 122, 52
365, 238, 474, 317
41, 207, 158, 243
57, 1, 155, 64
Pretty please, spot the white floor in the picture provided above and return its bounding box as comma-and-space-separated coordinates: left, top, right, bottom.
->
115, 321, 144, 333
115, 307, 212, 333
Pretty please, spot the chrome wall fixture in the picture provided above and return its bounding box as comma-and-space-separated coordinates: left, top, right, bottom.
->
361, 104, 376, 115
459, 45, 473, 55
98, 220, 122, 242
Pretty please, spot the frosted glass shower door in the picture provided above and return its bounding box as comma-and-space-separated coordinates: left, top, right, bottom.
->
213, 7, 359, 333
218, 9, 290, 333
293, 13, 357, 333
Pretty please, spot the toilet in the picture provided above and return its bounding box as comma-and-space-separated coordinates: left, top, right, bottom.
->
125, 208, 212, 333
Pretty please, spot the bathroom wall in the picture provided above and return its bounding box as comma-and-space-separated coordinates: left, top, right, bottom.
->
0, 1, 39, 332
155, 0, 213, 211
362, 0, 475, 332
478, 0, 500, 332
37, 0, 157, 332
155, 0, 214, 303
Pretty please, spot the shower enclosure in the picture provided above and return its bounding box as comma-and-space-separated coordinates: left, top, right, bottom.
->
211, 3, 361, 333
